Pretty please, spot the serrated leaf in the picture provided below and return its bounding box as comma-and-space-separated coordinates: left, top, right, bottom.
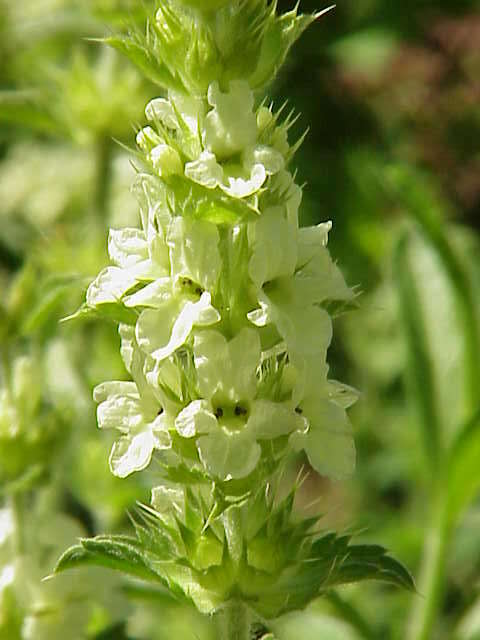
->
54, 536, 167, 585
257, 532, 414, 617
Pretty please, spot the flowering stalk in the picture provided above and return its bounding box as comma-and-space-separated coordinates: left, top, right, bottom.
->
56, 1, 414, 636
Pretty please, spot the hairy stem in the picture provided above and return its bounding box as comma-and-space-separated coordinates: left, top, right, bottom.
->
216, 601, 251, 640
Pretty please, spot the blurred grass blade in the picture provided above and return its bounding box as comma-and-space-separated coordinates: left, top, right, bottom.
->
0, 91, 61, 136
325, 591, 377, 640
393, 232, 442, 471
385, 165, 480, 420
445, 407, 480, 524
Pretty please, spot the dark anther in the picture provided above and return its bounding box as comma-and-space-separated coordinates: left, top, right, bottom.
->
157, 408, 164, 416
214, 407, 224, 418
181, 277, 193, 286
234, 405, 247, 416
195, 287, 204, 296
295, 407, 303, 414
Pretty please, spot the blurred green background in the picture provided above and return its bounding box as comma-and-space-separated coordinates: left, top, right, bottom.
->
1, 0, 480, 638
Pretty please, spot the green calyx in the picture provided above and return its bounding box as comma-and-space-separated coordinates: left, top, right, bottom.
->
54, 483, 414, 620
105, 1, 319, 95
177, 0, 233, 10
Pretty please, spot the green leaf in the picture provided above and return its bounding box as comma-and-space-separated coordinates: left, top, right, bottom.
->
20, 279, 76, 335
0, 91, 62, 136
255, 532, 414, 618
393, 232, 442, 471
54, 536, 168, 585
311, 534, 415, 592
446, 408, 480, 524
385, 165, 480, 419
62, 302, 138, 326
325, 591, 376, 640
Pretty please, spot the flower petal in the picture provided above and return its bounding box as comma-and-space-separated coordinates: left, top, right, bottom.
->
86, 267, 137, 307
197, 430, 261, 480
295, 223, 353, 303
290, 400, 355, 480
262, 286, 333, 356
251, 145, 284, 175
194, 328, 260, 403
93, 381, 138, 403
167, 217, 221, 291
220, 163, 266, 198
204, 81, 257, 159
248, 206, 297, 288
184, 151, 223, 189
175, 400, 216, 438
150, 144, 183, 177
145, 98, 178, 128
108, 228, 149, 268
123, 278, 171, 308
137, 292, 220, 362
97, 395, 143, 432
248, 400, 296, 439
109, 431, 156, 478
150, 412, 173, 448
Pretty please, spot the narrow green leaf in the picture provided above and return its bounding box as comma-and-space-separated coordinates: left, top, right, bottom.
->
385, 166, 480, 420
446, 408, 480, 523
0, 91, 61, 136
325, 591, 377, 640
393, 232, 442, 471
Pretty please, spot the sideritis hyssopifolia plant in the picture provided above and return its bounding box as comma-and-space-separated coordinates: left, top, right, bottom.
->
55, 1, 414, 637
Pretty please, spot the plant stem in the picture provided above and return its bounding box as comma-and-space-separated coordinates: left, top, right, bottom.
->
216, 601, 251, 640
407, 490, 451, 640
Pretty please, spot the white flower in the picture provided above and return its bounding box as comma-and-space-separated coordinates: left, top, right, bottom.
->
173, 329, 299, 480
133, 217, 222, 363
184, 81, 284, 199
94, 331, 173, 478
248, 218, 353, 358
289, 354, 357, 479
